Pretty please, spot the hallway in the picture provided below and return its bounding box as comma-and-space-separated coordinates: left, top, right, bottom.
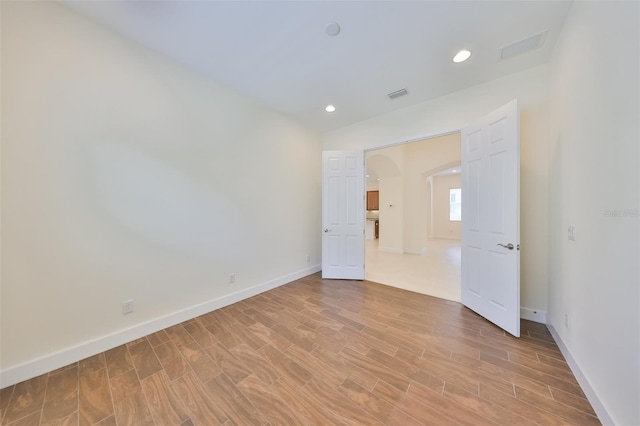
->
365, 239, 461, 302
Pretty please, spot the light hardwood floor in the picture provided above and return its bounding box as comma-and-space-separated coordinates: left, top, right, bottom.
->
1, 273, 599, 425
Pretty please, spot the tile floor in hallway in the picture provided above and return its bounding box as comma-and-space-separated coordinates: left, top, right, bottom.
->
366, 238, 461, 302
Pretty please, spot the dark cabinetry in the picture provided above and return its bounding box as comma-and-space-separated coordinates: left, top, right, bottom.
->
367, 191, 379, 211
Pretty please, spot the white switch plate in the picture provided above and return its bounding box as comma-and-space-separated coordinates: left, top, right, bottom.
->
568, 226, 576, 241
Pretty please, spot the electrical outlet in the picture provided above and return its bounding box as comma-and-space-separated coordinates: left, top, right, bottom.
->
306, 255, 311, 263
122, 299, 134, 314
229, 273, 236, 284
565, 313, 569, 328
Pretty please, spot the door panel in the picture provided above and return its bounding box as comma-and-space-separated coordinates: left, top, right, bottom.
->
322, 151, 365, 280
461, 100, 520, 337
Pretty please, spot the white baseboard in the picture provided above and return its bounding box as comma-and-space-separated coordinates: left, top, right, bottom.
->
520, 307, 547, 323
0, 265, 321, 388
547, 324, 614, 425
378, 246, 403, 254
403, 247, 428, 255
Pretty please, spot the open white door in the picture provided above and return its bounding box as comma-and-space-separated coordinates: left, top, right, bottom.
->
322, 151, 365, 280
461, 100, 520, 337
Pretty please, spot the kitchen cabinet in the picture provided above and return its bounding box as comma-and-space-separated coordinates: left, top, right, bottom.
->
366, 191, 379, 211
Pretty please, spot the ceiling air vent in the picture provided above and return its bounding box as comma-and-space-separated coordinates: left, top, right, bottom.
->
500, 30, 548, 60
387, 88, 408, 99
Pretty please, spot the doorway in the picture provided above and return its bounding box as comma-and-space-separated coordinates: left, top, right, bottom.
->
323, 100, 521, 335
364, 132, 462, 302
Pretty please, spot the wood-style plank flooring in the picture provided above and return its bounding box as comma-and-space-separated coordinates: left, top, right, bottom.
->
1, 273, 599, 425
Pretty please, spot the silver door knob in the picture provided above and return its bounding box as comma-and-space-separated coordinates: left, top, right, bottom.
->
497, 243, 514, 250
324, 229, 331, 233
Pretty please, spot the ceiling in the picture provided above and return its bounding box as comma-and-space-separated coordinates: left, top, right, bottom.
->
64, 1, 572, 133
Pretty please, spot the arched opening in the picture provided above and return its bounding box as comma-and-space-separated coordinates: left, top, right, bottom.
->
364, 133, 462, 302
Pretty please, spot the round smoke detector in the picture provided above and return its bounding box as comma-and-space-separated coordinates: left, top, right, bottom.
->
325, 22, 341, 36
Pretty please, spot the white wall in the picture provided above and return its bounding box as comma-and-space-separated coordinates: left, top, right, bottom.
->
432, 174, 462, 240
324, 66, 550, 316
1, 2, 322, 385
547, 2, 639, 424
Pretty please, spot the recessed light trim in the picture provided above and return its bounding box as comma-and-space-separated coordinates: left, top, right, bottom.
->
325, 105, 336, 113
453, 50, 472, 63
325, 22, 341, 36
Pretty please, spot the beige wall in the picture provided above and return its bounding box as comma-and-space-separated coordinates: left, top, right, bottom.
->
1, 2, 322, 381
403, 134, 461, 252
367, 134, 461, 253
432, 174, 462, 240
547, 2, 639, 424
325, 66, 550, 316
368, 145, 404, 252
378, 177, 404, 253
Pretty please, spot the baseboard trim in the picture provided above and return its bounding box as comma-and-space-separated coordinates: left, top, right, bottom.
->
520, 307, 547, 323
0, 265, 321, 388
403, 247, 428, 255
547, 324, 614, 425
431, 235, 461, 241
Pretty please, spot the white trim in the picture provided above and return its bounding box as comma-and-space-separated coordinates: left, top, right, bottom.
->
362, 128, 461, 154
547, 324, 614, 426
432, 235, 461, 241
0, 265, 321, 388
520, 307, 547, 323
403, 247, 428, 255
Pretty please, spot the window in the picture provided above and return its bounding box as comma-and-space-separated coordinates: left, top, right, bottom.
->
450, 188, 461, 221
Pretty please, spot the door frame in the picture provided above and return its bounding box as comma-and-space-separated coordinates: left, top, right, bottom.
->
363, 129, 462, 282
360, 106, 521, 335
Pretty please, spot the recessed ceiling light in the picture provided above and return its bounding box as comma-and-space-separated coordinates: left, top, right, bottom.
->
325, 22, 341, 37
366, 174, 370, 178
325, 105, 336, 113
453, 50, 472, 63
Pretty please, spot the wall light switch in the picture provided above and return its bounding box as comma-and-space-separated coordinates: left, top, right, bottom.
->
568, 226, 576, 241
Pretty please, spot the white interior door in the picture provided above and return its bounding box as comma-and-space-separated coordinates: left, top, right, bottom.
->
461, 100, 520, 337
322, 151, 365, 280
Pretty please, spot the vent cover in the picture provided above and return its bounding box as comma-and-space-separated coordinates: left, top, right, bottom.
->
387, 88, 408, 99
501, 30, 548, 60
